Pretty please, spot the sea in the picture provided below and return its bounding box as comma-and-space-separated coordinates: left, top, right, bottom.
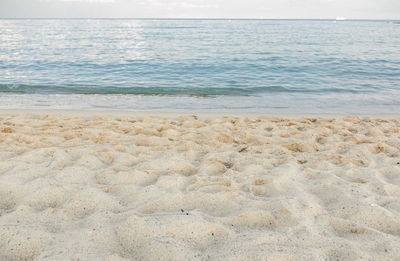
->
0, 19, 399, 113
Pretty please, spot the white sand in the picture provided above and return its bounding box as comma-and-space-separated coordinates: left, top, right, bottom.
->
0, 111, 400, 260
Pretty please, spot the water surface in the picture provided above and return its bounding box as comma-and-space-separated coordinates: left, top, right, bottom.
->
0, 19, 399, 113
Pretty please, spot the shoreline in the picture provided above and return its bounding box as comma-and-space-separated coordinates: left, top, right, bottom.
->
1, 109, 400, 119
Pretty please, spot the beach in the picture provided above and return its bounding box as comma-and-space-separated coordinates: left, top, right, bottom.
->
0, 111, 399, 260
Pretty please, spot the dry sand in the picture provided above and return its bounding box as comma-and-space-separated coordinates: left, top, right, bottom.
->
0, 111, 400, 261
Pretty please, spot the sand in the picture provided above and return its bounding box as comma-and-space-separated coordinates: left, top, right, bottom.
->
0, 110, 400, 261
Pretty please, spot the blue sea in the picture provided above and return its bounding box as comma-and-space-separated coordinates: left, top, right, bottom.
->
0, 19, 399, 113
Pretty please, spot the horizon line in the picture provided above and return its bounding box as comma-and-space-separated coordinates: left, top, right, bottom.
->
1, 17, 399, 21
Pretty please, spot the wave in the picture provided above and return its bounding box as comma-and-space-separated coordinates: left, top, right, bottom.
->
0, 84, 369, 96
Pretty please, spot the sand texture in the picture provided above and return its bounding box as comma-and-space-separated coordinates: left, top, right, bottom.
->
1, 112, 400, 260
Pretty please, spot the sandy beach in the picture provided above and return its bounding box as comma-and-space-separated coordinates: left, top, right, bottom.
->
1, 110, 400, 261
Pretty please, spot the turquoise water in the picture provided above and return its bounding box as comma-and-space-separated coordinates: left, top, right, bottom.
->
0, 19, 399, 112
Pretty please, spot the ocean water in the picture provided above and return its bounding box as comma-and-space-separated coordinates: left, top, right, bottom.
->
0, 19, 399, 113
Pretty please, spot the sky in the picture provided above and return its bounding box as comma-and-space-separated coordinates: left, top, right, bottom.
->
0, 0, 399, 19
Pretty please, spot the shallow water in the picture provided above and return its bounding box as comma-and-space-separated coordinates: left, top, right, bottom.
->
0, 19, 399, 112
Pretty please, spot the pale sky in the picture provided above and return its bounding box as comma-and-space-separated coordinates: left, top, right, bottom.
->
0, 0, 399, 19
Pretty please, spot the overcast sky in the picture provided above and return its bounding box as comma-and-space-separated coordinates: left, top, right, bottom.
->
0, 0, 399, 19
